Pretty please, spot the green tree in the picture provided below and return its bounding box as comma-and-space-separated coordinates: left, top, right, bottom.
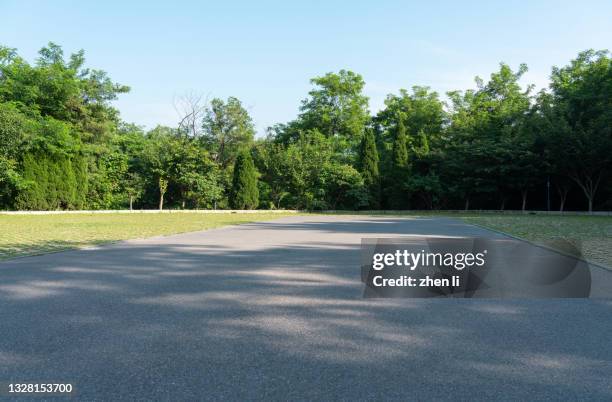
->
0, 43, 128, 143
171, 137, 221, 209
230, 150, 259, 209
0, 102, 30, 206
549, 50, 612, 212
297, 70, 369, 155
407, 172, 442, 210
387, 114, 409, 209
141, 126, 176, 210
358, 129, 380, 208
375, 86, 445, 145
253, 140, 292, 209
320, 163, 367, 209
531, 92, 574, 211
392, 116, 409, 168
0, 43, 129, 210
124, 172, 145, 210
202, 97, 255, 168
444, 63, 532, 209
281, 130, 334, 210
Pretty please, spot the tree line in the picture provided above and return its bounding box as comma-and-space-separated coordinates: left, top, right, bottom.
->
1, 43, 611, 211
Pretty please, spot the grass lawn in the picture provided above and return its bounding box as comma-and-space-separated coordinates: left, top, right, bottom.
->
2, 211, 611, 268
0, 212, 296, 260
318, 210, 612, 268
460, 214, 612, 268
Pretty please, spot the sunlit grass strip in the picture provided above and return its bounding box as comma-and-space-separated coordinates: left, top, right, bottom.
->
2, 211, 611, 268
0, 212, 296, 260
460, 214, 612, 268
316, 211, 612, 268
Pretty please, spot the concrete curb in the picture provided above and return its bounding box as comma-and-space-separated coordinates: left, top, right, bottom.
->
0, 209, 300, 215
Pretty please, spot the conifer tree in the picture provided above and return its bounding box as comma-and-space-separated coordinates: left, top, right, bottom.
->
73, 156, 88, 209
389, 114, 410, 209
392, 116, 408, 168
230, 150, 259, 209
417, 129, 429, 156
358, 129, 380, 208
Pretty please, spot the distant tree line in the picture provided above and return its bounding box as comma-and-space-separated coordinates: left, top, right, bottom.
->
1, 43, 611, 211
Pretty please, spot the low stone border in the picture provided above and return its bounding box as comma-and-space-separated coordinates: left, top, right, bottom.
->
1, 209, 611, 216
320, 210, 612, 216
0, 209, 300, 215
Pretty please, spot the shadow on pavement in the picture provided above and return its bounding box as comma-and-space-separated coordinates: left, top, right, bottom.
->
0, 216, 611, 400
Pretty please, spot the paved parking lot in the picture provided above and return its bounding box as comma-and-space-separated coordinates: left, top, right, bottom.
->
1, 215, 611, 400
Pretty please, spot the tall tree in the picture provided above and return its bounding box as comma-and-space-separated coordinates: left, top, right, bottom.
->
392, 116, 409, 168
549, 50, 612, 212
387, 115, 409, 209
297, 70, 369, 155
444, 63, 532, 209
201, 97, 255, 168
0, 43, 129, 210
532, 91, 574, 211
175, 92, 207, 137
141, 126, 176, 210
230, 150, 259, 209
0, 102, 30, 206
358, 129, 380, 208
375, 86, 445, 145
254, 140, 293, 209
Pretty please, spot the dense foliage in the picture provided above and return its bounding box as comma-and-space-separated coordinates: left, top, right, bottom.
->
1, 43, 611, 211
230, 150, 259, 209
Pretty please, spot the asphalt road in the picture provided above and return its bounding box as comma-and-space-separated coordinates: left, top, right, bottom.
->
1, 215, 611, 400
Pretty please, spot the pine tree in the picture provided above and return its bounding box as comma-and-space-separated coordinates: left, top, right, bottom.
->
392, 116, 408, 168
15, 153, 42, 210
418, 129, 429, 155
359, 129, 380, 208
73, 155, 88, 209
230, 150, 259, 209
57, 157, 77, 209
389, 114, 410, 209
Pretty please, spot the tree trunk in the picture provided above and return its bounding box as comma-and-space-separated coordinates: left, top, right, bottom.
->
182, 199, 186, 209
500, 198, 506, 211
129, 195, 133, 211
559, 197, 566, 212
158, 177, 167, 211
421, 194, 433, 210
557, 184, 569, 212
332, 194, 341, 210
521, 190, 528, 212
570, 171, 601, 214
464, 198, 469, 211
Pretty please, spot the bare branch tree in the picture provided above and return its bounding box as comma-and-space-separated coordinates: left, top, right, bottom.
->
173, 91, 210, 137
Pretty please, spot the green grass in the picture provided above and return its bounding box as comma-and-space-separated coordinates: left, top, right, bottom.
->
0, 212, 296, 260
460, 214, 612, 268
315, 210, 612, 267
2, 211, 611, 268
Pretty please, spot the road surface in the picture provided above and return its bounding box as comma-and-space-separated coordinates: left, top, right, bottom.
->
1, 215, 611, 400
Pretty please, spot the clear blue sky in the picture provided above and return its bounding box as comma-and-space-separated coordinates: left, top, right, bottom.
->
1, 0, 611, 135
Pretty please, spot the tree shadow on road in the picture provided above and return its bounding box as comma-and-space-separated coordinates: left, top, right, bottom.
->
0, 217, 611, 400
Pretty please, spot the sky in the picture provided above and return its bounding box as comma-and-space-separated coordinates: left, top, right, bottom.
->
1, 0, 611, 135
